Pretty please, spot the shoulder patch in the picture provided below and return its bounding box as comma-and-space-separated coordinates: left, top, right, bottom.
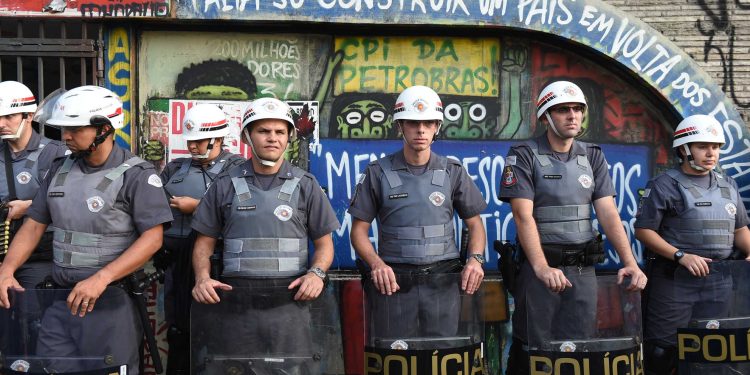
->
148, 174, 163, 187
501, 166, 517, 187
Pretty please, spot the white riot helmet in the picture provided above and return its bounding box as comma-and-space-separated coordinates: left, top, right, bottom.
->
241, 98, 295, 167
32, 88, 66, 128
536, 81, 587, 138
47, 86, 124, 158
393, 85, 444, 122
183, 104, 229, 159
673, 114, 725, 171
0, 81, 37, 140
47, 86, 124, 129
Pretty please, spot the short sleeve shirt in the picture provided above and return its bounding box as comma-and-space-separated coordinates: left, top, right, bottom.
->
634, 169, 749, 231
348, 150, 487, 223
498, 134, 616, 202
27, 145, 174, 234
191, 159, 340, 241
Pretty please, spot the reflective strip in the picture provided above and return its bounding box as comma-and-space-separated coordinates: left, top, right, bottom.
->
224, 238, 306, 253
53, 249, 114, 267
223, 257, 301, 273
431, 157, 447, 186
537, 220, 592, 234
431, 169, 446, 186
673, 234, 734, 246
530, 146, 552, 167
576, 154, 589, 169
23, 142, 46, 169
231, 176, 252, 202
380, 223, 453, 240
53, 229, 136, 248
54, 157, 76, 187
175, 158, 192, 178
663, 219, 733, 232
96, 157, 140, 192
393, 243, 451, 258
534, 204, 590, 221
378, 157, 402, 189
278, 177, 301, 202
720, 187, 731, 199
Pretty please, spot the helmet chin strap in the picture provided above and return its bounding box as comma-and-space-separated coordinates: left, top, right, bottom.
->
0, 116, 27, 141
544, 112, 564, 138
243, 128, 281, 167
72, 124, 113, 159
397, 120, 442, 147
682, 144, 708, 171
192, 138, 216, 160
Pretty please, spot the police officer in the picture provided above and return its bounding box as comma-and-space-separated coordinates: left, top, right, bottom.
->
635, 115, 750, 375
0, 85, 173, 374
190, 98, 339, 362
160, 104, 244, 374
349, 85, 487, 343
0, 81, 68, 288
500, 80, 647, 374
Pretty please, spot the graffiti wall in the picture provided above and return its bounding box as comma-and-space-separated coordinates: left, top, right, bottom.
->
0, 0, 168, 17
138, 32, 331, 101
138, 31, 673, 270
104, 27, 133, 149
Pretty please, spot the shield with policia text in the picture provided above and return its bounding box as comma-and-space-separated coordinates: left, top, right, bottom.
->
526, 273, 643, 375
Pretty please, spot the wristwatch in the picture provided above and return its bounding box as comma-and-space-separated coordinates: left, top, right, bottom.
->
673, 250, 685, 263
469, 254, 486, 265
308, 267, 327, 280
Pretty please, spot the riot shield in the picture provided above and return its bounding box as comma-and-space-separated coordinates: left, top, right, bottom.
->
363, 272, 485, 375
190, 280, 344, 375
526, 273, 643, 375
0, 287, 132, 375
674, 260, 750, 374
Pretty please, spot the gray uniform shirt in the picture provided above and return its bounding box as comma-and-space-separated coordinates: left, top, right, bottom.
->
634, 169, 749, 231
0, 130, 68, 201
348, 150, 487, 223
191, 159, 340, 241
28, 145, 174, 234
498, 134, 616, 203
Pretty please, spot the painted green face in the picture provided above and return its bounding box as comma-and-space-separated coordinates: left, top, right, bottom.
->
185, 85, 249, 100
336, 100, 392, 139
441, 100, 496, 139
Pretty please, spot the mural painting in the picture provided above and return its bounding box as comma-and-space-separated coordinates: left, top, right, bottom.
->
327, 36, 501, 140
138, 32, 672, 270
0, 0, 168, 17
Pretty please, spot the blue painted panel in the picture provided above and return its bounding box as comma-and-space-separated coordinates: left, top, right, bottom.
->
310, 139, 650, 271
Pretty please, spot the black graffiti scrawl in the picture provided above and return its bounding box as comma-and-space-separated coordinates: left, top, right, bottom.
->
698, 0, 750, 109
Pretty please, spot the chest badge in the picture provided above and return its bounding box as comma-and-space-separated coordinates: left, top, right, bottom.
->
429, 191, 446, 206
725, 203, 737, 216
274, 204, 294, 221
578, 174, 593, 189
16, 171, 32, 185
86, 196, 105, 213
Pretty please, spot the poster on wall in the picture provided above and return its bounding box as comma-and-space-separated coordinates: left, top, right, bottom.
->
168, 99, 319, 163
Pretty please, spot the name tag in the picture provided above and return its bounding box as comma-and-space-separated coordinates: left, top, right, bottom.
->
543, 174, 562, 179
695, 202, 712, 207
389, 193, 408, 199
48, 192, 64, 197
237, 205, 257, 211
